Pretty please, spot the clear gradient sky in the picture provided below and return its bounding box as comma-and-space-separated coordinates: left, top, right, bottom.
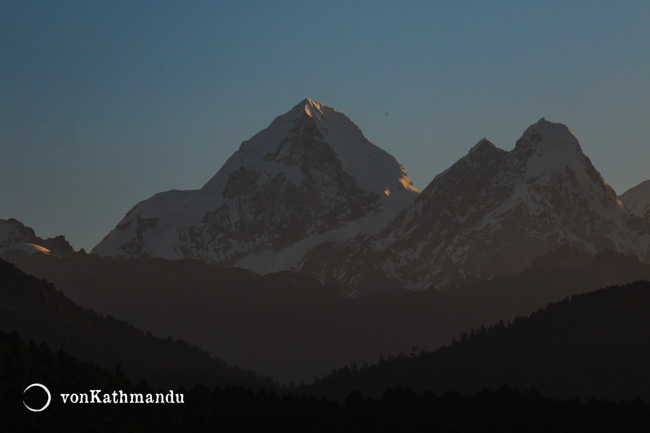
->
2, 1, 649, 251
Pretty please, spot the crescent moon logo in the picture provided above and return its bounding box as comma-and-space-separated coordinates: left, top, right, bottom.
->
23, 383, 52, 412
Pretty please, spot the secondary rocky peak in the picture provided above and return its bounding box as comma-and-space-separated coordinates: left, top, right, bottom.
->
507, 118, 592, 184
516, 118, 580, 152
321, 117, 650, 295
467, 138, 501, 156
463, 117, 585, 175
0, 218, 37, 247
0, 218, 75, 255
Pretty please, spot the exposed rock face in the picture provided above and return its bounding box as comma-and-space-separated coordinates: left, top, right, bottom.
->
92, 108, 650, 295
0, 218, 38, 248
0, 218, 75, 255
311, 119, 650, 293
92, 99, 419, 271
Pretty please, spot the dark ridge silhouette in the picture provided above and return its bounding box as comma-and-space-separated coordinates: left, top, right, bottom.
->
0, 329, 158, 432
6, 246, 650, 383
0, 258, 273, 390
3, 328, 650, 432
305, 280, 650, 402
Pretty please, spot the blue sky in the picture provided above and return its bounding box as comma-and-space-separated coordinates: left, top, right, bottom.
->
2, 1, 649, 250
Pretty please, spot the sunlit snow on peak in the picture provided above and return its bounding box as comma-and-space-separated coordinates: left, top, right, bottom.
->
294, 98, 328, 120
2, 242, 51, 255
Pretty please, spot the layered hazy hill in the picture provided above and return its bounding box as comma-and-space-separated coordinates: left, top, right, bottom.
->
0, 258, 270, 390
8, 242, 650, 383
90, 101, 650, 295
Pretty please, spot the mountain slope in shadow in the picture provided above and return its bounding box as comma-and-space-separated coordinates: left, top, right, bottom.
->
0, 258, 272, 390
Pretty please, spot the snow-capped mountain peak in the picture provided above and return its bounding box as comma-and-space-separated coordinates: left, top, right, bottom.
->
93, 99, 419, 270
295, 98, 326, 119
511, 118, 586, 181
519, 117, 578, 146
93, 110, 649, 296
204, 98, 417, 199
314, 118, 650, 294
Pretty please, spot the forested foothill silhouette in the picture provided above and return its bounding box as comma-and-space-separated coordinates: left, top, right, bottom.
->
5, 257, 650, 430
306, 280, 650, 403
3, 329, 650, 432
